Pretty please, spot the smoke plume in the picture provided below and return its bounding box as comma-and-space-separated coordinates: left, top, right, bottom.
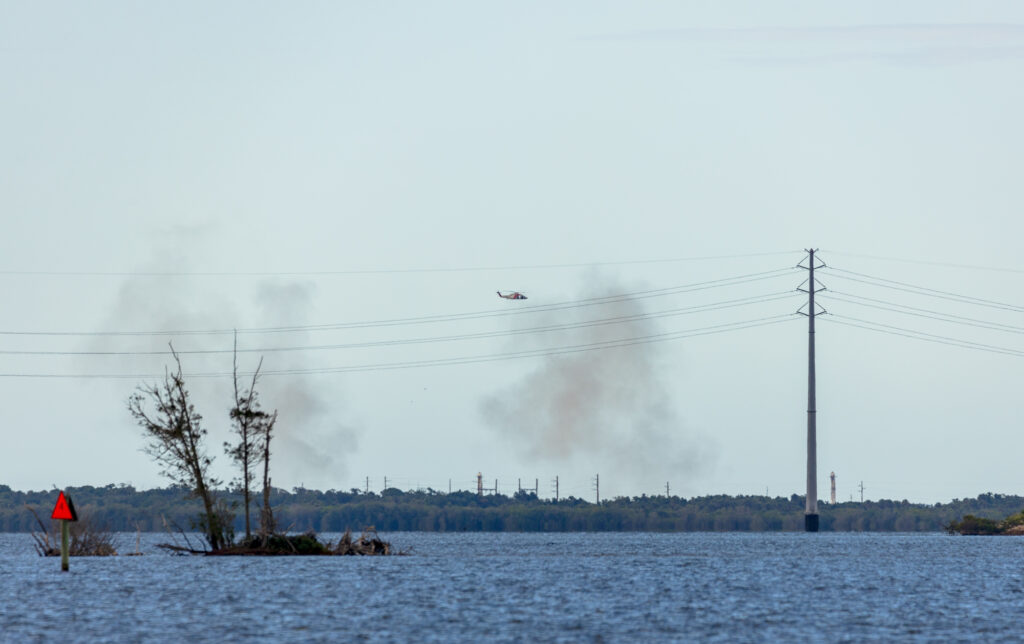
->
89, 228, 360, 489
480, 276, 711, 487
248, 281, 360, 488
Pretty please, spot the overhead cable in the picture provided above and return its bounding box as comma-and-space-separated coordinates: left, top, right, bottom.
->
0, 291, 802, 356
0, 267, 799, 338
819, 292, 1024, 335
0, 250, 802, 278
0, 314, 800, 379
824, 267, 1024, 313
822, 250, 1024, 275
823, 314, 1024, 358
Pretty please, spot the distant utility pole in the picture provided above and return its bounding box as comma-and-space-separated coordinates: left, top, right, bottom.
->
449, 478, 452, 494
383, 476, 388, 492
859, 481, 865, 503
830, 471, 836, 504
593, 474, 600, 505
477, 472, 483, 497
534, 478, 539, 496
552, 476, 559, 502
798, 248, 827, 532
665, 482, 670, 498
494, 479, 498, 496
365, 476, 369, 494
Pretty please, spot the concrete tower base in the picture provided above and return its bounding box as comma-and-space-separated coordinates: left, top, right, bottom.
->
805, 514, 819, 532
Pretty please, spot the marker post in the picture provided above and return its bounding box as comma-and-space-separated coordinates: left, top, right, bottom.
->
51, 490, 78, 572
61, 519, 69, 572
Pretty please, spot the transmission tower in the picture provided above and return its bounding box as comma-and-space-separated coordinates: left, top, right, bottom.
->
552, 476, 559, 502
517, 478, 538, 495
593, 474, 600, 505
830, 471, 836, 504
798, 248, 827, 532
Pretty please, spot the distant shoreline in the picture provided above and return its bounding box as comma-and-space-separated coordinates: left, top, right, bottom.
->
2, 485, 1020, 533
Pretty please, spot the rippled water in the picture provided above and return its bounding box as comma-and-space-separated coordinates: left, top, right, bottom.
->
2, 532, 1022, 641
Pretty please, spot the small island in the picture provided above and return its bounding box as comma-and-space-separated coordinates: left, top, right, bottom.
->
125, 344, 393, 556
947, 510, 1024, 535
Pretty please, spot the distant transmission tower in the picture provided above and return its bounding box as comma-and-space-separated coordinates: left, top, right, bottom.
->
593, 474, 600, 504
798, 248, 827, 532
552, 476, 559, 502
477, 472, 483, 496
517, 478, 539, 495
830, 471, 836, 504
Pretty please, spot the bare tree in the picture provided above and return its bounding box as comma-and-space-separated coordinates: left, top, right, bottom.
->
224, 332, 278, 544
127, 345, 230, 550
226, 332, 262, 540
258, 405, 278, 543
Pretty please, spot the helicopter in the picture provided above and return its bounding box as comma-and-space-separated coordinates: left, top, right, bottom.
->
496, 291, 528, 300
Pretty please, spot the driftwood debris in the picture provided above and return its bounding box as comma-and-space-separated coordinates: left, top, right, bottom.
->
332, 528, 391, 556
123, 524, 144, 556
27, 506, 117, 557
160, 527, 396, 556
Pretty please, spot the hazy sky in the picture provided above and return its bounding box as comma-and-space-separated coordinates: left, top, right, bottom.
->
3, 2, 1024, 503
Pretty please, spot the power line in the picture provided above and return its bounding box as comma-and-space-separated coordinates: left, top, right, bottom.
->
0, 267, 798, 338
822, 250, 1024, 276
0, 314, 800, 379
827, 316, 1024, 358
824, 267, 1024, 313
0, 291, 801, 356
823, 314, 1024, 358
819, 292, 1024, 335
221, 315, 802, 376
0, 250, 802, 278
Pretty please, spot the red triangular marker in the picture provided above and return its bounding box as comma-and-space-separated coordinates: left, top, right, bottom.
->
51, 490, 78, 522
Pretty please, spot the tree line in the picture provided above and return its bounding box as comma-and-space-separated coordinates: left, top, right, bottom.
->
3, 485, 1021, 533
9, 341, 1019, 537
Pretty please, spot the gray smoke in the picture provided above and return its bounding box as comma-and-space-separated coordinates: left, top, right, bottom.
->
88, 229, 359, 488
480, 276, 711, 486
248, 281, 360, 487
86, 225, 241, 381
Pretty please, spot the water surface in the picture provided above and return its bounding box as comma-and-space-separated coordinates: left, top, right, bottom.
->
2, 532, 1021, 641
